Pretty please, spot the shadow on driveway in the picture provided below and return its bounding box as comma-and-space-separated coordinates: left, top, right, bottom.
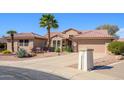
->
93, 65, 113, 70
0, 66, 68, 80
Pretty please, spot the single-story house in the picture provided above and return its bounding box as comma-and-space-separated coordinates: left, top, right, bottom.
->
6, 28, 115, 53
45, 28, 115, 53
6, 32, 47, 52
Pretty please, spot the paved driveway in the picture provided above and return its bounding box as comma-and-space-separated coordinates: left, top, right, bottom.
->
0, 53, 119, 80
0, 53, 106, 68
95, 61, 124, 79
0, 66, 68, 80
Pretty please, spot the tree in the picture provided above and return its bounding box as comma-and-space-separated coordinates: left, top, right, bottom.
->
39, 14, 59, 49
7, 30, 17, 52
96, 24, 119, 35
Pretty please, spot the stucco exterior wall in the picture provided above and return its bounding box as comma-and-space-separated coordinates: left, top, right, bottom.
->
64, 30, 79, 37
77, 39, 112, 53
34, 38, 47, 48
7, 39, 34, 52
7, 40, 11, 52
7, 38, 47, 52
19, 40, 34, 52
7, 40, 18, 52
72, 40, 78, 52
51, 36, 63, 48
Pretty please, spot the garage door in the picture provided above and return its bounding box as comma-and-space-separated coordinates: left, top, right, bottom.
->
78, 39, 106, 53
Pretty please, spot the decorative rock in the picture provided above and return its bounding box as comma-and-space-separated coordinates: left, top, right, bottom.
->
29, 52, 37, 57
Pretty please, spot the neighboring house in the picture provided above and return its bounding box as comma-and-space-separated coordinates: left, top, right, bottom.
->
0, 37, 7, 50
45, 28, 115, 53
117, 38, 124, 42
6, 32, 47, 52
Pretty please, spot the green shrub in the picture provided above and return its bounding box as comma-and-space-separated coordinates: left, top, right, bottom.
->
63, 46, 73, 52
107, 41, 124, 55
16, 48, 28, 58
2, 50, 11, 54
0, 43, 5, 48
67, 46, 73, 52
55, 47, 61, 53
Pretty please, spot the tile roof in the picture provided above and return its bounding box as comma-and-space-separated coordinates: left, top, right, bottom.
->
6, 32, 47, 40
74, 30, 114, 39
45, 32, 61, 38
45, 29, 114, 39
45, 32, 69, 39
62, 28, 81, 34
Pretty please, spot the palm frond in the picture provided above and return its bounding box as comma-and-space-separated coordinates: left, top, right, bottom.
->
7, 30, 17, 34
39, 14, 59, 29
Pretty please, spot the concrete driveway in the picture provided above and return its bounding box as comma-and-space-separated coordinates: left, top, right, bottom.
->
95, 61, 124, 79
0, 53, 119, 80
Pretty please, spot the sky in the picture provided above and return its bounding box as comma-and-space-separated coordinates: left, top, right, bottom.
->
0, 13, 124, 37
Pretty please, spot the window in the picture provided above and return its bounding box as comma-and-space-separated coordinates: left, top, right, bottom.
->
24, 40, 29, 46
19, 40, 23, 46
69, 35, 73, 38
19, 40, 29, 46
53, 40, 56, 47
57, 40, 60, 47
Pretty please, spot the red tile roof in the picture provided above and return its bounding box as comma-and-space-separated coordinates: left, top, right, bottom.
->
45, 29, 115, 39
45, 32, 61, 38
45, 32, 69, 39
62, 28, 81, 34
74, 30, 114, 39
6, 32, 47, 40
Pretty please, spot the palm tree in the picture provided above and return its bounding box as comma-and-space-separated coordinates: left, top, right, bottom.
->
7, 30, 17, 52
39, 14, 59, 49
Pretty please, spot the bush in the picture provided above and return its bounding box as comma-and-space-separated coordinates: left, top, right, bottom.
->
55, 47, 60, 53
107, 41, 124, 55
49, 47, 55, 52
0, 43, 6, 51
63, 46, 73, 52
2, 50, 11, 54
16, 48, 28, 58
0, 43, 5, 48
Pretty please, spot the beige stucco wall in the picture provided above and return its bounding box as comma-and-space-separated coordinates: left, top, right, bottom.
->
7, 40, 18, 52
72, 40, 78, 52
51, 36, 63, 48
64, 30, 79, 37
51, 36, 63, 41
7, 39, 34, 52
18, 40, 34, 52
7, 38, 47, 52
34, 38, 47, 48
77, 39, 112, 53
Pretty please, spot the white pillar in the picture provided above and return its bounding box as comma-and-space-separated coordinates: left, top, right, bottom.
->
78, 49, 94, 71
60, 40, 62, 51
105, 43, 109, 54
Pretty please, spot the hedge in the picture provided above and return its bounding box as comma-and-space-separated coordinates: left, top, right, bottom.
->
107, 41, 124, 55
